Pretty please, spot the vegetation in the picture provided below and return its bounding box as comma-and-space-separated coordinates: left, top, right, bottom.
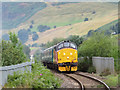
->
103, 75, 118, 87
2, 2, 47, 29
45, 35, 84, 48
78, 32, 118, 73
37, 25, 51, 32
23, 45, 31, 59
84, 18, 88, 21
78, 57, 93, 72
32, 33, 39, 41
51, 2, 70, 6
87, 19, 119, 37
1, 32, 27, 66
45, 38, 65, 48
78, 32, 118, 58
4, 62, 61, 88
67, 35, 84, 47
18, 29, 29, 44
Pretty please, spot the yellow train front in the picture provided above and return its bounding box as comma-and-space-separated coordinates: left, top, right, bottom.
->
41, 41, 78, 72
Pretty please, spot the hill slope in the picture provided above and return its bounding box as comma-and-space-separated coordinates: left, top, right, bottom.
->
5, 2, 118, 45
2, 2, 47, 29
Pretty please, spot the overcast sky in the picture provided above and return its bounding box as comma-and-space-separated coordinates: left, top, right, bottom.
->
0, 0, 119, 2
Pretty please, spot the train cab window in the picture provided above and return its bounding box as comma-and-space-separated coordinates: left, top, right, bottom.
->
70, 43, 76, 49
64, 42, 69, 47
58, 44, 63, 49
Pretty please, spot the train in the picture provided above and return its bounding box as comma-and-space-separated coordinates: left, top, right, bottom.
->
41, 40, 78, 72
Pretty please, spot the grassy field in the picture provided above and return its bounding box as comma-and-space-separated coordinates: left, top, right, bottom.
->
4, 2, 118, 45
2, 2, 47, 30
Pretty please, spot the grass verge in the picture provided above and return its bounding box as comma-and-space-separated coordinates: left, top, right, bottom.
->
4, 62, 62, 88
103, 75, 118, 87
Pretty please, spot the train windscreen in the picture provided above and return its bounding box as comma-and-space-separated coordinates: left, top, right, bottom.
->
58, 43, 63, 49
64, 42, 69, 47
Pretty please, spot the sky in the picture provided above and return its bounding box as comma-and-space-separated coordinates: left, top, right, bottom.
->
0, 0, 119, 2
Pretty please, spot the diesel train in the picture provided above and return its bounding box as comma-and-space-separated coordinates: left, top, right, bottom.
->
41, 41, 78, 72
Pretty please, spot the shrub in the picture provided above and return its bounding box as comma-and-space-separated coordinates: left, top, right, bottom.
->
78, 32, 118, 58
84, 18, 88, 21
32, 33, 39, 41
18, 29, 29, 43
87, 66, 96, 73
100, 69, 111, 76
1, 32, 27, 66
5, 62, 61, 88
37, 25, 50, 32
77, 57, 92, 72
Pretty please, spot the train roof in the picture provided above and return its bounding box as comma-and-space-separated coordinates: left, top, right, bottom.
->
43, 40, 76, 52
43, 45, 57, 52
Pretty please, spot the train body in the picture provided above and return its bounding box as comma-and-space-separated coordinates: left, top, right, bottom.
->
41, 41, 78, 72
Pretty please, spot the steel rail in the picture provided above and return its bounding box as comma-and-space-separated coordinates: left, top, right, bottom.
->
65, 74, 84, 90
75, 72, 110, 90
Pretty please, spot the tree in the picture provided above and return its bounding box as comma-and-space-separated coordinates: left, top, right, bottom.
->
30, 25, 33, 29
1, 32, 27, 66
84, 18, 88, 21
32, 33, 39, 41
87, 30, 94, 37
31, 20, 34, 24
78, 32, 118, 58
54, 26, 56, 28
18, 29, 29, 43
67, 35, 84, 47
23, 45, 31, 59
37, 25, 50, 32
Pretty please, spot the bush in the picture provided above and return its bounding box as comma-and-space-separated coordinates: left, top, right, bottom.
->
67, 35, 84, 47
84, 18, 88, 21
87, 66, 96, 73
78, 32, 118, 58
18, 29, 29, 43
32, 33, 39, 41
1, 32, 27, 66
100, 69, 111, 76
5, 62, 61, 88
37, 25, 50, 32
78, 57, 92, 72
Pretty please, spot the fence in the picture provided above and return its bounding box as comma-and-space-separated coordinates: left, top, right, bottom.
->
92, 57, 114, 74
0, 62, 34, 87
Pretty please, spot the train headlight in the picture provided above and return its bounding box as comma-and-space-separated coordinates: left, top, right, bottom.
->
70, 53, 72, 55
67, 57, 69, 59
63, 53, 65, 55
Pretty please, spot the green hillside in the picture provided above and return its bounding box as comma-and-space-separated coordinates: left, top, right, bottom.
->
3, 2, 118, 45
2, 2, 47, 29
86, 19, 119, 37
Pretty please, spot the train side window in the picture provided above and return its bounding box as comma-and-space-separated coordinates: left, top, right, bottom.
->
70, 43, 76, 49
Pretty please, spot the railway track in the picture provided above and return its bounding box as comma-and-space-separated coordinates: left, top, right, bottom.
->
64, 72, 110, 90
65, 74, 85, 90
